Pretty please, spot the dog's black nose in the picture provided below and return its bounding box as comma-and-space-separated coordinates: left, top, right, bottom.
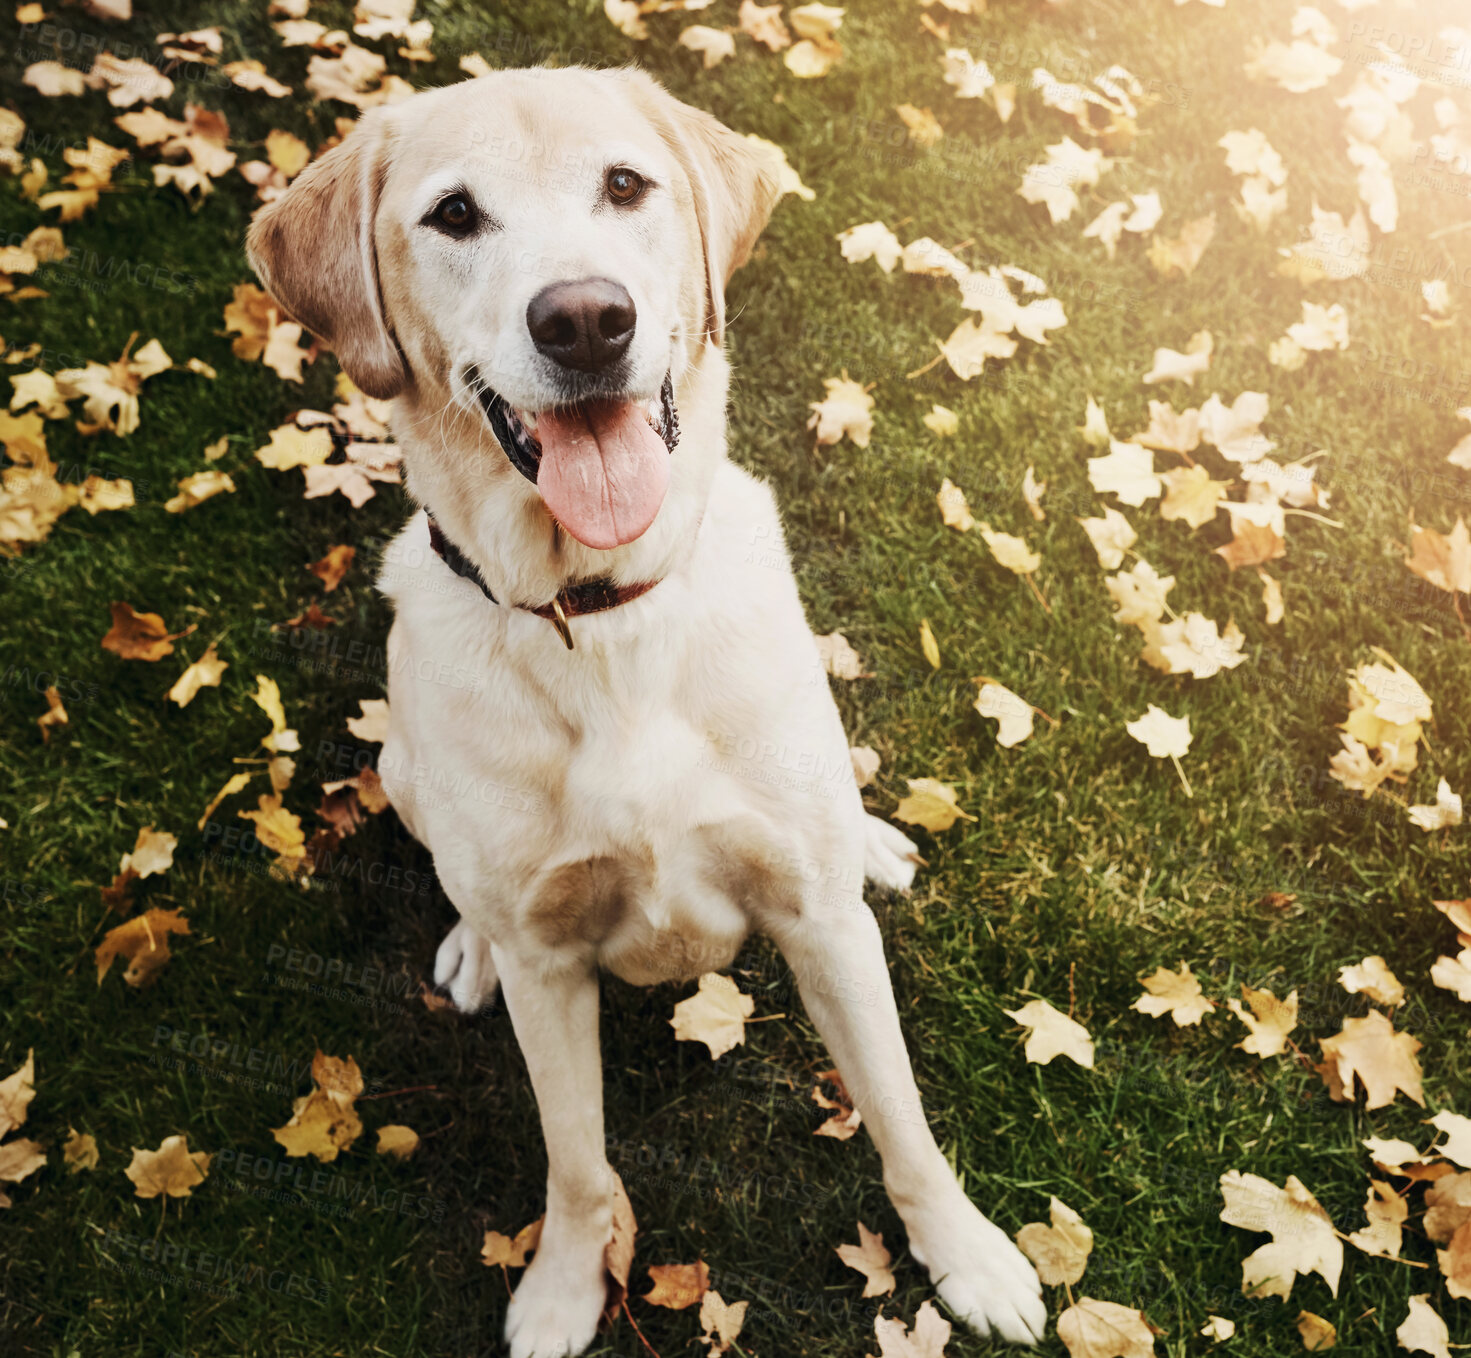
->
526, 278, 636, 374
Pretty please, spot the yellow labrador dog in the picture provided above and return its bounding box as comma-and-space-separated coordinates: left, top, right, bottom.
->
248, 66, 1044, 1358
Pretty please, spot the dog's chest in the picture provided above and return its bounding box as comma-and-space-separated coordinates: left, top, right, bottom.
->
393, 670, 808, 984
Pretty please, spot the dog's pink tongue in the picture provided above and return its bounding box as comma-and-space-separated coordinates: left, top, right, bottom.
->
534, 400, 669, 549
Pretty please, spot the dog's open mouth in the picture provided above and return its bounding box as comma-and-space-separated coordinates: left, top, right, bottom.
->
473, 372, 679, 551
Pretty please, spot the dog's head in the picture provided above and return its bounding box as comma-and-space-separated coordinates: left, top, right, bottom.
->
247, 67, 779, 557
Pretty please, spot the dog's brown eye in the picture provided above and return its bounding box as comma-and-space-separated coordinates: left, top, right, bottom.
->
606, 167, 645, 205
433, 194, 475, 233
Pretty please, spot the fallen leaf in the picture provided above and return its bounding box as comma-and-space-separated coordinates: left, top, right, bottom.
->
1297, 1311, 1337, 1350
1005, 998, 1094, 1068
1078, 506, 1136, 569
671, 973, 753, 1059
1160, 465, 1232, 528
1318, 1011, 1424, 1109
1017, 1197, 1093, 1285
894, 778, 975, 833
937, 478, 974, 531
1404, 518, 1471, 596
1397, 1295, 1451, 1358
164, 470, 235, 513
1440, 1222, 1471, 1299
273, 1050, 364, 1162
256, 423, 333, 471
1429, 1112, 1471, 1170
1259, 569, 1284, 624
977, 521, 1041, 575
896, 104, 944, 147
224, 59, 292, 98
836, 1222, 895, 1297
1228, 984, 1298, 1057
1056, 1298, 1155, 1358
645, 1259, 710, 1309
95, 907, 190, 985
937, 316, 1018, 378
871, 1300, 953, 1358
1144, 330, 1213, 385
738, 0, 790, 50
1134, 963, 1214, 1026
482, 1217, 543, 1269
1216, 521, 1286, 571
974, 682, 1034, 749
87, 53, 173, 107
166, 644, 228, 708
1126, 706, 1191, 759
602, 1172, 637, 1319
346, 697, 390, 743
808, 375, 874, 447
0, 1135, 46, 1195
63, 1128, 98, 1172
376, 1124, 419, 1159
851, 745, 881, 788
125, 1134, 210, 1198
1105, 559, 1174, 627
239, 794, 306, 863
813, 1069, 862, 1139
838, 221, 902, 272
700, 1289, 749, 1356
679, 25, 736, 69
924, 405, 959, 437
1346, 1179, 1406, 1258
1142, 613, 1246, 680
1088, 441, 1161, 507
1339, 956, 1405, 1007
1219, 1170, 1342, 1300
36, 685, 67, 742
0, 1051, 35, 1138
101, 601, 190, 661
24, 61, 86, 97
1147, 214, 1215, 278
1246, 37, 1342, 93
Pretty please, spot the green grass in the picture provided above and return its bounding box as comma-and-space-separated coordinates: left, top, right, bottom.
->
3, 0, 1471, 1355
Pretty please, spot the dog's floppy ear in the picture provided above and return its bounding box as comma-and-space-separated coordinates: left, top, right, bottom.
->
245, 109, 407, 400
635, 79, 781, 347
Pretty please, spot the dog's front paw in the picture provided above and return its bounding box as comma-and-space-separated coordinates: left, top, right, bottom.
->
908, 1197, 1047, 1345
863, 814, 922, 893
433, 920, 499, 1014
504, 1240, 605, 1358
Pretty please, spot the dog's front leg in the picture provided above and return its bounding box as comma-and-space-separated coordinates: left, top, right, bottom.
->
768, 904, 1047, 1345
492, 943, 613, 1358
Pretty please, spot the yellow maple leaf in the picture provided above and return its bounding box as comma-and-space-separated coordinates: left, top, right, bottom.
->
670, 973, 753, 1059
255, 423, 333, 470
894, 777, 975, 832
125, 1134, 211, 1199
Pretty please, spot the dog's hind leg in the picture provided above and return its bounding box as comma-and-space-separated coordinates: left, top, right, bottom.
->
767, 900, 1046, 1345
493, 943, 614, 1358
433, 920, 500, 1014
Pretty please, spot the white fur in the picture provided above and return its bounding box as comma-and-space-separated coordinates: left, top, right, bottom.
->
258, 67, 1045, 1356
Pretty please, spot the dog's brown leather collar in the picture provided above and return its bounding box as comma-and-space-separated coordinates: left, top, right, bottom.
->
426, 514, 660, 650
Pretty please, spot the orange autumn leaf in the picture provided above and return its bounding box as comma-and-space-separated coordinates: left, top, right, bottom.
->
101, 601, 194, 661
644, 1260, 710, 1309
95, 907, 191, 985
